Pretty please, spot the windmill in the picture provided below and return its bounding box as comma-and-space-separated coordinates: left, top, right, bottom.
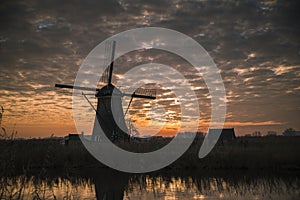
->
55, 41, 156, 142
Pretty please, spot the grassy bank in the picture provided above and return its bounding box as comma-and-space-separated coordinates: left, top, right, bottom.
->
174, 136, 300, 171
0, 136, 300, 176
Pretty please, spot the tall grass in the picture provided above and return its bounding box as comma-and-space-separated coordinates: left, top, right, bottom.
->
0, 136, 300, 175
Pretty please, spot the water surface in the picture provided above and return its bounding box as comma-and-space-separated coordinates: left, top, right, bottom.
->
1, 171, 299, 199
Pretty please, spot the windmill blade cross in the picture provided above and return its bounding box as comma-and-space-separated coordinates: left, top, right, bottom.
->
108, 40, 116, 85
100, 40, 116, 84
124, 96, 134, 116
131, 94, 156, 99
123, 88, 156, 99
55, 84, 99, 92
124, 88, 156, 117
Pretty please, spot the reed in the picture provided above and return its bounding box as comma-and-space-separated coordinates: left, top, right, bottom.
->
0, 136, 300, 176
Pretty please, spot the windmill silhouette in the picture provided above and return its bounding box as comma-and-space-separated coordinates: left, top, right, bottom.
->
55, 41, 156, 142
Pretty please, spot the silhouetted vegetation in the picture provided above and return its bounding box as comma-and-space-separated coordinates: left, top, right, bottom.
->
0, 136, 300, 176
0, 135, 300, 199
282, 128, 297, 136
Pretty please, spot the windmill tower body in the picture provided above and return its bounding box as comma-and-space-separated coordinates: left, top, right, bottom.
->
93, 84, 129, 142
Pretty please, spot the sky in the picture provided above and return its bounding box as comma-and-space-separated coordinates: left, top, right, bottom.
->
0, 0, 299, 138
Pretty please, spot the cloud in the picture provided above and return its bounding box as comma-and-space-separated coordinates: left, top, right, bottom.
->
0, 0, 299, 136
225, 121, 283, 127
272, 65, 298, 76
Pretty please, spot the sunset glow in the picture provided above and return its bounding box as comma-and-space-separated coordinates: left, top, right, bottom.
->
0, 0, 299, 138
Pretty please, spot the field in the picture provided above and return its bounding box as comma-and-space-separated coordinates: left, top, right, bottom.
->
1, 136, 300, 177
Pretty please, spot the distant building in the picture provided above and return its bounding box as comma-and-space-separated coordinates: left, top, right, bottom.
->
208, 128, 236, 144
61, 133, 83, 146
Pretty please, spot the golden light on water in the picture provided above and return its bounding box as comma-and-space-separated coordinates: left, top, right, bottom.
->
1, 174, 299, 199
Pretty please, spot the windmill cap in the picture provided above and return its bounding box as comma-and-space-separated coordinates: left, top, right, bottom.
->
97, 84, 122, 97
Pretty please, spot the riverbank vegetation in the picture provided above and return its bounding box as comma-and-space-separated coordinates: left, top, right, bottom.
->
0, 136, 299, 176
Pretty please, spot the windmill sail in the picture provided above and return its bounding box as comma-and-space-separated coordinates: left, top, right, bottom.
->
123, 88, 156, 99
134, 88, 156, 98
100, 40, 116, 84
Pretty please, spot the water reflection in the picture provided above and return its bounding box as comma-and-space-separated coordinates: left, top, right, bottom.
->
0, 176, 95, 199
0, 171, 299, 199
126, 174, 300, 199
